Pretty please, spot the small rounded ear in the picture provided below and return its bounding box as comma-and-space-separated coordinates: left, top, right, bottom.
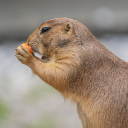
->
63, 22, 73, 33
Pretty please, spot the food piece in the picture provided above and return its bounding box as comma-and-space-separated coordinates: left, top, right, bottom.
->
18, 43, 33, 53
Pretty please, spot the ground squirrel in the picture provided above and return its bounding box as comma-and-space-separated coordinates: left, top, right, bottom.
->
15, 18, 128, 128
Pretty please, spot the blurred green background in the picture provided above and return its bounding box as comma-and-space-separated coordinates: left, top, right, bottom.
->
0, 0, 128, 128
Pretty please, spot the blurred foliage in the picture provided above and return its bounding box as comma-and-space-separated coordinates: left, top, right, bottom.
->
28, 116, 55, 128
0, 99, 10, 123
23, 82, 56, 103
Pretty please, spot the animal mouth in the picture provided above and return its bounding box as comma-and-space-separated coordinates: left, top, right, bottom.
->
29, 45, 50, 62
41, 55, 48, 60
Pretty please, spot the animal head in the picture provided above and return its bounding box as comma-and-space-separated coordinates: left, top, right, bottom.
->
27, 18, 97, 62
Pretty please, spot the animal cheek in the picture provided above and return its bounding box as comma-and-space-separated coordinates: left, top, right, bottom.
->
42, 41, 49, 47
42, 38, 53, 47
55, 36, 69, 48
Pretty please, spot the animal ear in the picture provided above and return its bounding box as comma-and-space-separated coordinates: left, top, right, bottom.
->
63, 22, 73, 33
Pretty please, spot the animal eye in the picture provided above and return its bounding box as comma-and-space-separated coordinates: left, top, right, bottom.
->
40, 27, 51, 34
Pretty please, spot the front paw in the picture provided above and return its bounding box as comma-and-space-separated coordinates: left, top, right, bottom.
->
15, 46, 34, 66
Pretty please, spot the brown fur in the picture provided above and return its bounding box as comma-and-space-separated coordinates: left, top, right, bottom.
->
15, 18, 128, 128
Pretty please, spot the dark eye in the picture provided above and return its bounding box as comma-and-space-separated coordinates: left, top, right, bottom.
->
40, 27, 51, 34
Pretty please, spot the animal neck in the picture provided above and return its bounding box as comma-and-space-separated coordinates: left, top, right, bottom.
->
62, 40, 128, 103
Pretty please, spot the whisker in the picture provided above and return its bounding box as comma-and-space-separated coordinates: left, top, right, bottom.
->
35, 10, 41, 27
39, 9, 45, 24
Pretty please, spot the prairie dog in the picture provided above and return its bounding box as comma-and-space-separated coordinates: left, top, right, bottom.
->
15, 18, 128, 128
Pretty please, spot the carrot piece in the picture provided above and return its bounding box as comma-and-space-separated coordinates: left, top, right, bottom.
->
18, 43, 33, 53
